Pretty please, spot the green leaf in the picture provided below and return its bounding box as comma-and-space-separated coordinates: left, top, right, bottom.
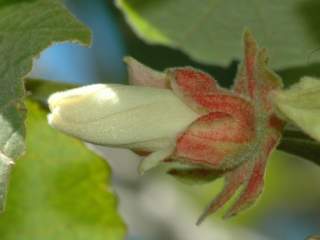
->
0, 101, 126, 240
278, 63, 320, 87
116, 0, 320, 69
26, 78, 78, 106
0, 0, 91, 210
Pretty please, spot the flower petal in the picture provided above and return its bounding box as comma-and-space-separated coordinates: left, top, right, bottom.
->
138, 147, 174, 175
273, 76, 320, 141
48, 84, 199, 151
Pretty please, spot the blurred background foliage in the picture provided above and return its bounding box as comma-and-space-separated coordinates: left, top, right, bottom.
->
29, 0, 320, 239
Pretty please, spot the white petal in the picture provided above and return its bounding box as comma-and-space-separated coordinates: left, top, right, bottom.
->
273, 77, 320, 141
48, 84, 199, 151
138, 147, 174, 175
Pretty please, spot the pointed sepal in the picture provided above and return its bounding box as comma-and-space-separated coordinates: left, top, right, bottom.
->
124, 56, 168, 88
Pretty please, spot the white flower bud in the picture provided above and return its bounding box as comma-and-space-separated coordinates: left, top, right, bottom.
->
48, 84, 199, 154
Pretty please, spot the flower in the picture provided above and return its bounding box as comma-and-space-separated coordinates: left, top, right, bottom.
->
48, 31, 285, 223
48, 83, 199, 172
273, 76, 320, 142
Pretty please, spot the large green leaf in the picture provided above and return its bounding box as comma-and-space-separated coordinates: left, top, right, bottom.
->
116, 0, 320, 69
0, 101, 126, 240
0, 0, 91, 210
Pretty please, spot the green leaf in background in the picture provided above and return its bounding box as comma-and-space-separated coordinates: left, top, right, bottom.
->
0, 0, 91, 210
0, 101, 126, 240
116, 0, 320, 69
25, 78, 78, 106
278, 63, 320, 87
